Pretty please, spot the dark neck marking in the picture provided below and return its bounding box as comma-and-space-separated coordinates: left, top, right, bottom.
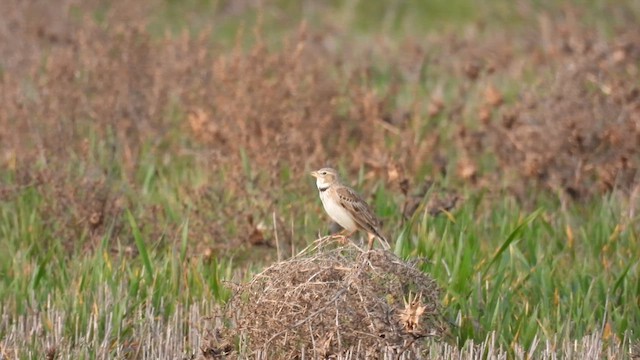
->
318, 186, 329, 192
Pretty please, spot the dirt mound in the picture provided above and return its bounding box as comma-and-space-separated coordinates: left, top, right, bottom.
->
207, 241, 443, 358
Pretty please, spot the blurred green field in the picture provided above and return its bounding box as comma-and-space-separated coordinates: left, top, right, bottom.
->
1, 0, 639, 358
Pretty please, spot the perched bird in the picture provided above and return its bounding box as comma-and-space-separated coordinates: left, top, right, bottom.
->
310, 167, 390, 250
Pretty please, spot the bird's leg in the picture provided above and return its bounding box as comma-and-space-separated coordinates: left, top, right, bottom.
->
367, 233, 375, 250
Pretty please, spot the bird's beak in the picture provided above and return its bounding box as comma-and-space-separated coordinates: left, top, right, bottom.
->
310, 171, 318, 178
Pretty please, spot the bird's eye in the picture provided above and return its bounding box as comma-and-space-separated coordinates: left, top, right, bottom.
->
320, 171, 327, 175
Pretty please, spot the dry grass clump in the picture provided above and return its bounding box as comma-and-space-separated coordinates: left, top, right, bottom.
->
217, 241, 443, 358
0, 2, 188, 247
489, 28, 640, 201
0, 1, 392, 253
412, 9, 640, 201
186, 27, 385, 175
3, 1, 639, 256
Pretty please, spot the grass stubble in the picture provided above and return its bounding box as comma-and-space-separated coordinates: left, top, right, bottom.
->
0, 0, 639, 358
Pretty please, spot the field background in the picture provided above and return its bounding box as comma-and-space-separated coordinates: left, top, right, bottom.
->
1, 0, 639, 358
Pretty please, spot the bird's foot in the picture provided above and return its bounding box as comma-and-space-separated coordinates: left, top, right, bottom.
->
330, 231, 354, 246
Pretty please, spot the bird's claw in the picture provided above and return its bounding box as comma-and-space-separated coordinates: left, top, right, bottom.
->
330, 234, 349, 245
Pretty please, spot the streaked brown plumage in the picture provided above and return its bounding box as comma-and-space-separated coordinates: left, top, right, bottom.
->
311, 167, 390, 250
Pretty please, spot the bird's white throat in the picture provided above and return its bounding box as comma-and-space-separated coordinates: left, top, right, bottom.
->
316, 178, 331, 191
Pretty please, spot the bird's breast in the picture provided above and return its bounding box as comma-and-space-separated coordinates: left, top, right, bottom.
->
319, 191, 358, 232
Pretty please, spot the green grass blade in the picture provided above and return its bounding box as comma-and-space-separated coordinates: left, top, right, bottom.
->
394, 224, 412, 256
29, 261, 46, 291
482, 208, 542, 277
126, 210, 154, 283
180, 218, 189, 264
612, 261, 634, 293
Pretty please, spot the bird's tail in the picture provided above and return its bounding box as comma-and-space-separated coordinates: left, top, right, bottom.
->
371, 230, 391, 250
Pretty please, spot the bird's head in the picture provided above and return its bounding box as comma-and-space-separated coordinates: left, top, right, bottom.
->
310, 167, 339, 189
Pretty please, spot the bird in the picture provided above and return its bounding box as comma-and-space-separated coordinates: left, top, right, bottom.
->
310, 167, 390, 250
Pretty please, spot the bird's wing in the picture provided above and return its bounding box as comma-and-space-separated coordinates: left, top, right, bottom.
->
335, 186, 382, 234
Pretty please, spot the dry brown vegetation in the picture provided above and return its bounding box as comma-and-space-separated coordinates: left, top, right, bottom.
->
2, 2, 639, 253
2, 298, 631, 360
485, 25, 640, 202
1, 2, 640, 357
214, 242, 442, 358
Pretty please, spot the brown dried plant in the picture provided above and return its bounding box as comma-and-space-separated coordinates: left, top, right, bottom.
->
219, 241, 443, 358
2, 1, 640, 256
488, 29, 640, 201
